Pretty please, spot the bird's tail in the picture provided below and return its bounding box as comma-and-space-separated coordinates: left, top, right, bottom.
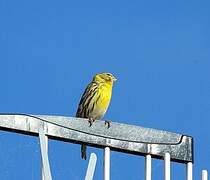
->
81, 144, 87, 160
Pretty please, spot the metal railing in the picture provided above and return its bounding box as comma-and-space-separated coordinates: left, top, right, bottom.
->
0, 113, 208, 180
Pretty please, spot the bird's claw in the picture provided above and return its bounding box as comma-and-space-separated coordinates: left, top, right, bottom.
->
105, 120, 111, 128
88, 118, 95, 127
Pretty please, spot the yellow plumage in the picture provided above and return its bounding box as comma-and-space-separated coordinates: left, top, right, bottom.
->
76, 72, 117, 160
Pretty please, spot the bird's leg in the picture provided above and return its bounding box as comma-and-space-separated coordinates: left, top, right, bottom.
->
88, 118, 95, 127
105, 120, 112, 128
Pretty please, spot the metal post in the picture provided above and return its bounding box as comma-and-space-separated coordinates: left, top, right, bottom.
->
41, 135, 48, 180
164, 153, 170, 180
145, 155, 152, 180
202, 170, 208, 180
104, 147, 110, 180
187, 162, 193, 180
85, 153, 97, 180
39, 129, 52, 180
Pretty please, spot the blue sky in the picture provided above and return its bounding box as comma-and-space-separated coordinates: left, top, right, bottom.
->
1, 0, 210, 179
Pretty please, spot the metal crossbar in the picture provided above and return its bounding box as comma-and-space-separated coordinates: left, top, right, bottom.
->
0, 113, 193, 163
0, 113, 206, 180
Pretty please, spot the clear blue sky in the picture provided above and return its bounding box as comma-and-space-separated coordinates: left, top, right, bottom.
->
1, 0, 210, 179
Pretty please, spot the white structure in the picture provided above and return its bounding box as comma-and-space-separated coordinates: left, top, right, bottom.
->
0, 114, 207, 180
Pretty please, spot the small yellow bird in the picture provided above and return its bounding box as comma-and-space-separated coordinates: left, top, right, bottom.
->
76, 72, 117, 160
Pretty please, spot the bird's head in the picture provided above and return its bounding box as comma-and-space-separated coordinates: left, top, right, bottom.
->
93, 73, 117, 84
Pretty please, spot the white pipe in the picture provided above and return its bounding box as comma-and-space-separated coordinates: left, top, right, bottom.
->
187, 162, 193, 180
42, 134, 47, 180
104, 147, 110, 180
202, 170, 208, 180
145, 155, 152, 180
39, 130, 52, 180
85, 153, 97, 180
164, 153, 170, 180
42, 135, 48, 180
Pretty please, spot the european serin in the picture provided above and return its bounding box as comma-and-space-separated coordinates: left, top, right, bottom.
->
76, 72, 117, 160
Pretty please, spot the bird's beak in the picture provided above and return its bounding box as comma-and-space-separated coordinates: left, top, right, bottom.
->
113, 77, 117, 81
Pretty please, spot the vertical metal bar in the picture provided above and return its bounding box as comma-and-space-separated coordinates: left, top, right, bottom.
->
39, 129, 52, 180
164, 153, 170, 180
42, 135, 48, 180
85, 153, 97, 180
104, 147, 110, 180
145, 155, 152, 180
202, 170, 208, 180
187, 162, 193, 180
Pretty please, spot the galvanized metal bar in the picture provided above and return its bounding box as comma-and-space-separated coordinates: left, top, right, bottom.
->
41, 135, 48, 180
39, 127, 52, 180
104, 147, 110, 180
202, 170, 208, 180
164, 153, 170, 180
41, 135, 46, 180
145, 154, 152, 180
187, 162, 193, 180
85, 153, 97, 180
145, 155, 152, 180
0, 114, 193, 163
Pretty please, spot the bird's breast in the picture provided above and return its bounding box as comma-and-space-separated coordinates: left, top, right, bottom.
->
90, 84, 112, 119
97, 85, 112, 109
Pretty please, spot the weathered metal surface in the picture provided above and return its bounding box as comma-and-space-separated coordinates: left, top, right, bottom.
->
0, 113, 193, 163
